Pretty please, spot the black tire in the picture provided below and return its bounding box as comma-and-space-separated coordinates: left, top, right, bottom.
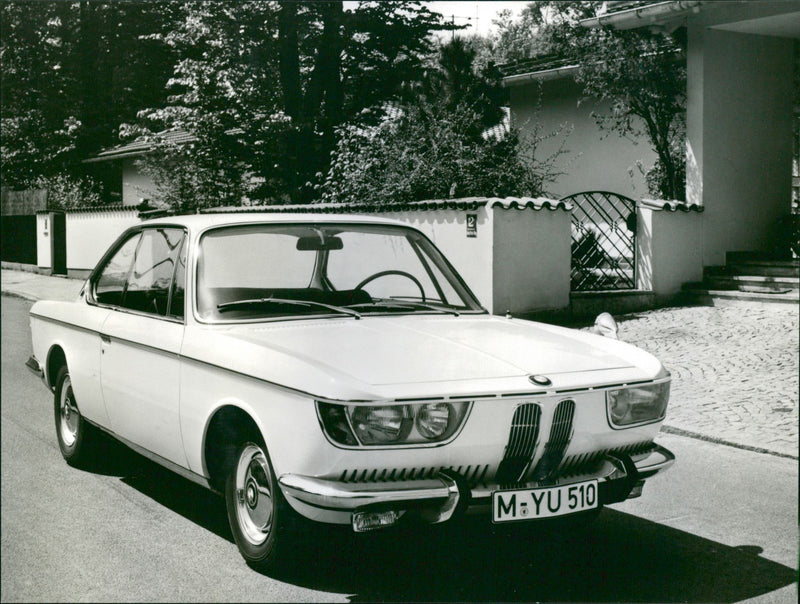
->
53, 365, 95, 466
224, 438, 302, 570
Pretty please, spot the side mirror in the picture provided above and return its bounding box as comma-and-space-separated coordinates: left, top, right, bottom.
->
589, 312, 618, 339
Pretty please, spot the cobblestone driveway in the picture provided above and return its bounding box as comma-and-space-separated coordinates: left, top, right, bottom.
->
617, 304, 799, 458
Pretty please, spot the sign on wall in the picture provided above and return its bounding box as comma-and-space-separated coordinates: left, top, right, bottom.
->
466, 213, 477, 238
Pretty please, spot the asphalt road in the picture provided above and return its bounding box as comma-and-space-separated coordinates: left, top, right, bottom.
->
2, 295, 797, 603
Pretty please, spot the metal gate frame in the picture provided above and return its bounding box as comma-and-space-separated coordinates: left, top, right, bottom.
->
560, 191, 637, 292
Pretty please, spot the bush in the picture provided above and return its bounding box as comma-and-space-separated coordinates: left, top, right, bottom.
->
32, 174, 103, 210
317, 100, 565, 205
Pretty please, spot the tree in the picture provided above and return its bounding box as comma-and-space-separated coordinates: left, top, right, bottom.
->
124, 1, 452, 207
1, 2, 175, 190
129, 2, 288, 208
577, 26, 686, 200
317, 38, 568, 204
492, 1, 686, 201
276, 1, 452, 202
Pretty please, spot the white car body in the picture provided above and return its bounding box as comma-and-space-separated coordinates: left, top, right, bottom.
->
28, 213, 674, 567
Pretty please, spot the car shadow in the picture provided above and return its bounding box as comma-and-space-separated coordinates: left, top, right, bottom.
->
269, 513, 796, 603
83, 439, 796, 602
79, 433, 233, 543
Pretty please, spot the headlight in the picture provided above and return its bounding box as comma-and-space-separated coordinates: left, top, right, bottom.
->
317, 401, 470, 447
351, 405, 412, 444
416, 403, 454, 440
606, 374, 670, 428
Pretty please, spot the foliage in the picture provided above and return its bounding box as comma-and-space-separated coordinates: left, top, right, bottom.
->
134, 148, 251, 214
318, 39, 570, 205
491, 1, 687, 201
32, 173, 104, 210
490, 2, 600, 65
119, 1, 452, 207
406, 37, 507, 139
577, 26, 686, 201
277, 1, 452, 202
127, 2, 289, 209
1, 1, 176, 188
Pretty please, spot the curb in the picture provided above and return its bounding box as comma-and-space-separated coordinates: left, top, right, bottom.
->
661, 425, 797, 460
1, 290, 40, 303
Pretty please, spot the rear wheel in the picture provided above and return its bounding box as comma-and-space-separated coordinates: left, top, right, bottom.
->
53, 365, 95, 466
224, 439, 301, 570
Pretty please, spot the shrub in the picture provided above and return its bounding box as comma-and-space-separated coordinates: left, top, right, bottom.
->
32, 174, 103, 210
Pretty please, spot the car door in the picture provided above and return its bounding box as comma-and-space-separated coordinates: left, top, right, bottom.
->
99, 227, 188, 466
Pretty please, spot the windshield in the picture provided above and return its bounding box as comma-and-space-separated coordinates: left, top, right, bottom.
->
196, 223, 483, 321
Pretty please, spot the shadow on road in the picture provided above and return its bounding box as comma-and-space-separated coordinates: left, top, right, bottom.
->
85, 437, 795, 603
79, 434, 233, 543
271, 512, 796, 603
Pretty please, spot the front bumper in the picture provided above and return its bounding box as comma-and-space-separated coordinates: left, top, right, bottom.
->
279, 443, 675, 530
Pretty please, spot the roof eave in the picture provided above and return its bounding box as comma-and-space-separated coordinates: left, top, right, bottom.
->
83, 148, 152, 164
502, 64, 580, 87
580, 1, 704, 29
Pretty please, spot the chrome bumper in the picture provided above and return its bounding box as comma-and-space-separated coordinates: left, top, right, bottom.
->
279, 444, 675, 525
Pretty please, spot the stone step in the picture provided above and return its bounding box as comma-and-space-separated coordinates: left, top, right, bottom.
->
725, 250, 799, 263
700, 274, 799, 292
705, 261, 800, 279
683, 287, 800, 306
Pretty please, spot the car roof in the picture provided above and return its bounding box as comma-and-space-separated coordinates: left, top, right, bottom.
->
140, 212, 413, 233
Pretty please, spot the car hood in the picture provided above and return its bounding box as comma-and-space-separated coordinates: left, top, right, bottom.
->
198, 315, 660, 399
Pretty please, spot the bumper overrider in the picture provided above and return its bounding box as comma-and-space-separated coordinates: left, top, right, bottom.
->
279, 444, 675, 532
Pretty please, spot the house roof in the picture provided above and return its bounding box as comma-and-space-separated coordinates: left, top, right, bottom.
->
84, 129, 197, 163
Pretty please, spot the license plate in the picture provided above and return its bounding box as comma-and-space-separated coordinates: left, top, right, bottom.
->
492, 479, 598, 523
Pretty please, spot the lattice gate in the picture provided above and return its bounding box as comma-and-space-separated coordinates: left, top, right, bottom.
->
560, 191, 637, 291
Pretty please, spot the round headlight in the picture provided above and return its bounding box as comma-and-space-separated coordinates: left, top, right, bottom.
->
415, 403, 453, 440
351, 405, 410, 444
607, 390, 631, 424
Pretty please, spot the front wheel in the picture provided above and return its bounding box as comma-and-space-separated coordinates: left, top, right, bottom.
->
53, 365, 96, 466
225, 439, 300, 570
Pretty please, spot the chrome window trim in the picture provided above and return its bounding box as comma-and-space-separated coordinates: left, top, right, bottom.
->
86, 224, 189, 326
190, 220, 487, 326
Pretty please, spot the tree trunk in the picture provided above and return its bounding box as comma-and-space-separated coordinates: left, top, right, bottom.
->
278, 1, 301, 120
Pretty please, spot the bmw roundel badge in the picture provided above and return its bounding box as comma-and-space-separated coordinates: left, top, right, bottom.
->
529, 375, 552, 386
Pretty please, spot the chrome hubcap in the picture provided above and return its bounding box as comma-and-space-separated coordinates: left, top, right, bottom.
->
59, 376, 79, 447
234, 444, 274, 545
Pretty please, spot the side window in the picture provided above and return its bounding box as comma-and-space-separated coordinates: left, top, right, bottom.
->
95, 233, 142, 306
121, 228, 185, 317
168, 237, 187, 319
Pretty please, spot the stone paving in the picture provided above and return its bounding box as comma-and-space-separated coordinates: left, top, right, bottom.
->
2, 268, 798, 458
616, 304, 799, 458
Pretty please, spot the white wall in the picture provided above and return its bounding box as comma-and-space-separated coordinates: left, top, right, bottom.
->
387, 208, 495, 311
65, 210, 141, 270
122, 157, 157, 206
637, 207, 704, 296
687, 24, 794, 265
509, 77, 658, 200
492, 209, 571, 313
36, 213, 52, 269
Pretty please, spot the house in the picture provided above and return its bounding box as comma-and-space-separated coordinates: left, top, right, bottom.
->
83, 129, 198, 206
504, 0, 799, 269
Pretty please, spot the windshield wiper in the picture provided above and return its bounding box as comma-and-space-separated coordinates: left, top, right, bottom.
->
349, 299, 460, 316
217, 297, 361, 319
